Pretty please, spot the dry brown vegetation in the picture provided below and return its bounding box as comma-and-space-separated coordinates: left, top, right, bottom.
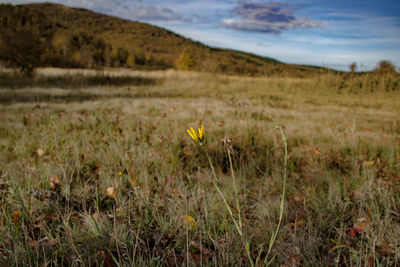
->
0, 68, 399, 266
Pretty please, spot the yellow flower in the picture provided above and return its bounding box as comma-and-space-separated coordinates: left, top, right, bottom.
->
118, 171, 123, 176
184, 215, 196, 230
186, 124, 205, 145
364, 161, 374, 167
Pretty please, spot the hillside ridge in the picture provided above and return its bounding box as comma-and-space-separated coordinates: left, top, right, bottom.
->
0, 2, 332, 76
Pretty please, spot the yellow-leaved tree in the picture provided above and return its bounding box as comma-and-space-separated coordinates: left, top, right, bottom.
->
175, 47, 195, 70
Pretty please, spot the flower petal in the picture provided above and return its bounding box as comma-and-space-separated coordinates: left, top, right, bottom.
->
190, 127, 199, 141
187, 129, 196, 141
200, 124, 205, 139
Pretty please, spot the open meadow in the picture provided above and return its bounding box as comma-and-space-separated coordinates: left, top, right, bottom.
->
0, 68, 399, 266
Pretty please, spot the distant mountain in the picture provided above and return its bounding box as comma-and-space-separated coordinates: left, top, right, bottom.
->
0, 3, 333, 76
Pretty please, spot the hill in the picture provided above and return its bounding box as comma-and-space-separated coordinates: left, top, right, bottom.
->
0, 3, 332, 76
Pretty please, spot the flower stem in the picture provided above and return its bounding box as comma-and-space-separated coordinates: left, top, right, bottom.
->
265, 127, 287, 265
227, 150, 242, 231
203, 146, 254, 267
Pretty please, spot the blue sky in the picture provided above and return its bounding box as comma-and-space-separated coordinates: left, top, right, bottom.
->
3, 0, 400, 71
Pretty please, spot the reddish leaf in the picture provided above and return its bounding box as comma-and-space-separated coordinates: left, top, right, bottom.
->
97, 250, 116, 267
11, 211, 21, 223
329, 244, 347, 254
368, 255, 375, 267
376, 243, 394, 256
106, 187, 116, 199
289, 254, 300, 265
347, 228, 356, 237
190, 241, 211, 256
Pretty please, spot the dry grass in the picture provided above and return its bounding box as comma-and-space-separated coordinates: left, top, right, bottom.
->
0, 69, 399, 266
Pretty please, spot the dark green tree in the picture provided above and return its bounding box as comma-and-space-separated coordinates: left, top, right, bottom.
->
0, 27, 44, 76
349, 62, 357, 73
0, 4, 54, 76
92, 38, 107, 67
69, 31, 93, 50
133, 49, 146, 65
111, 47, 129, 67
374, 60, 397, 74
116, 47, 129, 66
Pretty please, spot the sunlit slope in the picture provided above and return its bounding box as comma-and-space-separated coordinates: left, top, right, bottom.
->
0, 3, 333, 76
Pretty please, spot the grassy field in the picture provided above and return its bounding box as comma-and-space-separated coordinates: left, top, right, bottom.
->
0, 68, 399, 266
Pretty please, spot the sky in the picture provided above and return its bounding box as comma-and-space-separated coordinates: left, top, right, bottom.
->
3, 0, 400, 71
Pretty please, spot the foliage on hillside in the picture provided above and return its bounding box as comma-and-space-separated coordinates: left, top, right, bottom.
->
0, 4, 55, 75
0, 3, 335, 77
